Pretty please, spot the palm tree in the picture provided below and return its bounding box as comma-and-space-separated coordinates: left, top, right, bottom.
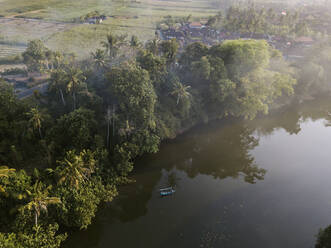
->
146, 38, 159, 55
130, 35, 141, 56
171, 81, 191, 105
27, 108, 43, 139
101, 33, 127, 58
101, 33, 119, 58
0, 166, 15, 193
20, 181, 61, 227
91, 49, 107, 70
50, 69, 66, 106
108, 104, 118, 137
57, 150, 95, 189
65, 67, 86, 110
105, 106, 118, 149
105, 106, 112, 149
118, 120, 134, 137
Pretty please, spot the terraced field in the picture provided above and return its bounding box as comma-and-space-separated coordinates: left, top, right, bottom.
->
0, 44, 26, 57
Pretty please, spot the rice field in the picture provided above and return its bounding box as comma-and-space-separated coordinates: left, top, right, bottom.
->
0, 0, 221, 58
0, 44, 26, 57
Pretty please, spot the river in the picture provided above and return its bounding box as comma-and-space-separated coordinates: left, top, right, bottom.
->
65, 97, 331, 248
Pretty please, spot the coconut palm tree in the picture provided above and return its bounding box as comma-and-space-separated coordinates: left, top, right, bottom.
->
101, 33, 127, 58
0, 166, 15, 193
105, 106, 112, 149
91, 49, 107, 70
146, 38, 159, 55
105, 106, 118, 149
118, 120, 135, 138
50, 68, 66, 106
27, 108, 43, 139
65, 67, 86, 110
129, 35, 141, 56
0, 166, 15, 177
57, 150, 95, 189
171, 81, 191, 105
20, 181, 61, 227
101, 34, 119, 58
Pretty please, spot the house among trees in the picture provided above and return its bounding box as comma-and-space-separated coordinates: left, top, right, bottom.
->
81, 11, 107, 24
294, 36, 314, 46
188, 22, 204, 29
87, 16, 105, 24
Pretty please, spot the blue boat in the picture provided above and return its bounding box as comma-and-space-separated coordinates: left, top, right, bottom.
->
160, 187, 176, 196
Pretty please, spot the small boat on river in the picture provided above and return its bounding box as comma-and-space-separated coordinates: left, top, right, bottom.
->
160, 187, 176, 196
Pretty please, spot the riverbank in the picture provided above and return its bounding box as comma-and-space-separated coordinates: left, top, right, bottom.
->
64, 95, 331, 248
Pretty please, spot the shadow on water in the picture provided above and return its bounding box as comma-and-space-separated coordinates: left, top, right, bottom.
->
64, 96, 331, 248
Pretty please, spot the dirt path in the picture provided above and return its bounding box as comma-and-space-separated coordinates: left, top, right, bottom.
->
6, 9, 44, 18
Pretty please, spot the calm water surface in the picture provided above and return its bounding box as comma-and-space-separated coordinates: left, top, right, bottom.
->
65, 98, 331, 248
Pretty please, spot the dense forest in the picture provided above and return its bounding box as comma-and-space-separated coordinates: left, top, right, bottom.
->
2, 27, 331, 246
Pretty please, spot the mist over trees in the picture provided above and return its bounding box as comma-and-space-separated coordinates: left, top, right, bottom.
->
3, 0, 331, 246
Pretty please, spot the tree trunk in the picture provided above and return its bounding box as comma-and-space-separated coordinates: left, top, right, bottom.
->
73, 92, 76, 110
35, 212, 38, 227
107, 120, 110, 149
59, 89, 66, 106
112, 118, 115, 137
38, 127, 43, 139
112, 105, 116, 137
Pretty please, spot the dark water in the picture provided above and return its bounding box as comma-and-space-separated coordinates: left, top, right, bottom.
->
65, 97, 331, 248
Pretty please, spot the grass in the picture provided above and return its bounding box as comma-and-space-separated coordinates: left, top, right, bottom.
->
0, 45, 25, 59
0, 0, 220, 58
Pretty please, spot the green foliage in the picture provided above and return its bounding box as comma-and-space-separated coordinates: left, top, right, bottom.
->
214, 40, 270, 80
26, 108, 43, 139
0, 34, 308, 247
101, 33, 127, 58
19, 181, 61, 227
56, 150, 96, 189
160, 39, 179, 66
49, 108, 97, 153
223, 5, 310, 38
180, 39, 296, 119
113, 142, 136, 176
107, 63, 157, 130
54, 177, 116, 229
0, 224, 67, 248
294, 43, 331, 98
0, 81, 28, 166
316, 225, 331, 248
22, 40, 59, 73
0, 166, 16, 193
136, 50, 166, 83
130, 35, 141, 49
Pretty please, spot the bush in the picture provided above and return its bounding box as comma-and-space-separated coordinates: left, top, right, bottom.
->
1, 68, 27, 76
0, 224, 67, 248
316, 225, 331, 248
0, 55, 23, 65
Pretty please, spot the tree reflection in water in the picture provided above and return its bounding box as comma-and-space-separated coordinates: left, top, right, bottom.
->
63, 95, 331, 248
108, 96, 331, 224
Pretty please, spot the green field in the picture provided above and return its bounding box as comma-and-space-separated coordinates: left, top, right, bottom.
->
0, 0, 220, 58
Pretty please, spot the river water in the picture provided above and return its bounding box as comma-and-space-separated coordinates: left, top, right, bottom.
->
65, 97, 331, 248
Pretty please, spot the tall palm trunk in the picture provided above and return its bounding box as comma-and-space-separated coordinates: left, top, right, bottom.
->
107, 120, 110, 149
35, 211, 38, 227
73, 91, 76, 110
59, 89, 66, 106
38, 127, 43, 139
112, 105, 116, 137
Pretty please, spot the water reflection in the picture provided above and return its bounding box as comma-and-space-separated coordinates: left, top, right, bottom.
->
160, 124, 265, 184
65, 96, 331, 248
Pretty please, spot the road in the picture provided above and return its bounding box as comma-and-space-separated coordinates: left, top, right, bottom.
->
17, 82, 49, 99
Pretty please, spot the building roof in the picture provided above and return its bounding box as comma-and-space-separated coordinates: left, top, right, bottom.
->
294, 36, 314, 43
189, 22, 202, 28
